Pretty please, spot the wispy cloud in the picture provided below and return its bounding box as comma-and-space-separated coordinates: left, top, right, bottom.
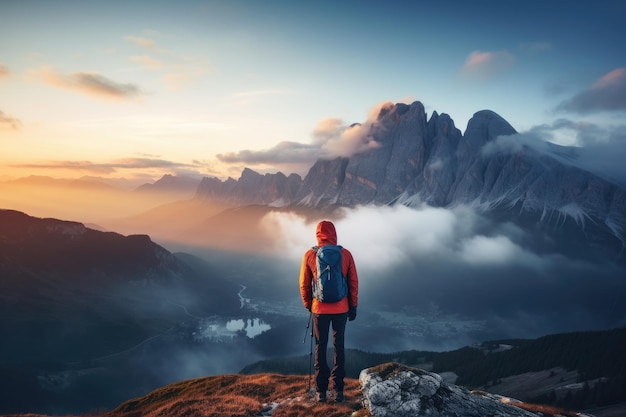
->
461, 50, 515, 79
11, 158, 199, 175
226, 89, 292, 107
162, 63, 211, 91
217, 141, 318, 165
216, 102, 385, 172
125, 33, 212, 91
32, 66, 143, 100
125, 35, 158, 50
556, 67, 626, 113
130, 55, 164, 70
0, 110, 21, 130
0, 64, 9, 78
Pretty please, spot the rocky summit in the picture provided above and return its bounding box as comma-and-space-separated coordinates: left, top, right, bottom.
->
359, 363, 594, 417
2, 365, 596, 417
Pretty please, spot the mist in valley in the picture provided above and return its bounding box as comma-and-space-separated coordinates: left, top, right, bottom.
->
98, 200, 626, 412
2, 182, 625, 415
169, 202, 626, 356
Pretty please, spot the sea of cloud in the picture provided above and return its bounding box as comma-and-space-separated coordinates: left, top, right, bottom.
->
263, 204, 550, 273
260, 203, 626, 349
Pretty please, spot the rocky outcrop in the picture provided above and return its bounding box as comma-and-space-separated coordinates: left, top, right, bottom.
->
360, 362, 561, 417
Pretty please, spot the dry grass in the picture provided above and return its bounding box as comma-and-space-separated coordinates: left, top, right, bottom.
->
3, 371, 597, 417
512, 401, 584, 417
471, 389, 584, 417
100, 373, 367, 417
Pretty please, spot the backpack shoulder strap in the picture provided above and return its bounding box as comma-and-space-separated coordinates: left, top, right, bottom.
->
316, 244, 342, 250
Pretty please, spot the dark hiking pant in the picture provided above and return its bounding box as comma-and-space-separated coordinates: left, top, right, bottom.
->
313, 312, 348, 393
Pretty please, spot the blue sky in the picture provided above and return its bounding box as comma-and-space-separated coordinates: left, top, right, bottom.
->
1, 0, 625, 183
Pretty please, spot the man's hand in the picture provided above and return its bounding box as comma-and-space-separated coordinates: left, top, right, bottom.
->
348, 306, 357, 321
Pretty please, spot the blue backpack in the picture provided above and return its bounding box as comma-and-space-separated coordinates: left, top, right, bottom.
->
312, 245, 348, 303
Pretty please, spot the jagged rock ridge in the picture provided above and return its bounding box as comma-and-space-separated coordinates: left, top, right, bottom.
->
196, 167, 302, 206
195, 101, 626, 259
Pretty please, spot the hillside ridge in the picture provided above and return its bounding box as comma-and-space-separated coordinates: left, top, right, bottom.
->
0, 365, 602, 417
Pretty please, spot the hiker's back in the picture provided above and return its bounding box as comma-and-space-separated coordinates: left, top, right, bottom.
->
312, 244, 348, 303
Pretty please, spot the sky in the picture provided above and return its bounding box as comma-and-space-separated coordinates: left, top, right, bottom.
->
1, 0, 625, 185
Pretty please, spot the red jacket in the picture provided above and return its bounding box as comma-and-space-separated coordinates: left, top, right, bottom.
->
299, 221, 358, 314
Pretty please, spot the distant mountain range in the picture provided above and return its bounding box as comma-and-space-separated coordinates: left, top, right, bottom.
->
190, 101, 625, 262
4, 101, 624, 261
2, 100, 626, 416
196, 102, 626, 216
134, 173, 201, 197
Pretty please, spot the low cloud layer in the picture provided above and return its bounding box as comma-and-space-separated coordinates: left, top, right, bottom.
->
556, 67, 626, 113
265, 204, 546, 272
483, 119, 626, 184
260, 204, 626, 345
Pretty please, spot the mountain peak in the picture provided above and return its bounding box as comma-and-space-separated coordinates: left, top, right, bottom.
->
240, 167, 262, 179
193, 100, 625, 261
466, 109, 517, 140
376, 100, 427, 124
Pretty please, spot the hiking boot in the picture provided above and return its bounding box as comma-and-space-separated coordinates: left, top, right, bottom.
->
317, 392, 327, 403
335, 391, 344, 402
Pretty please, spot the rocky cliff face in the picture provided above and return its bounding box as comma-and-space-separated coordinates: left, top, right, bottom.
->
194, 101, 626, 259
298, 103, 461, 206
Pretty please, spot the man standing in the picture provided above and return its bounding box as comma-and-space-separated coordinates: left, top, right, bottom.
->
299, 220, 359, 403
